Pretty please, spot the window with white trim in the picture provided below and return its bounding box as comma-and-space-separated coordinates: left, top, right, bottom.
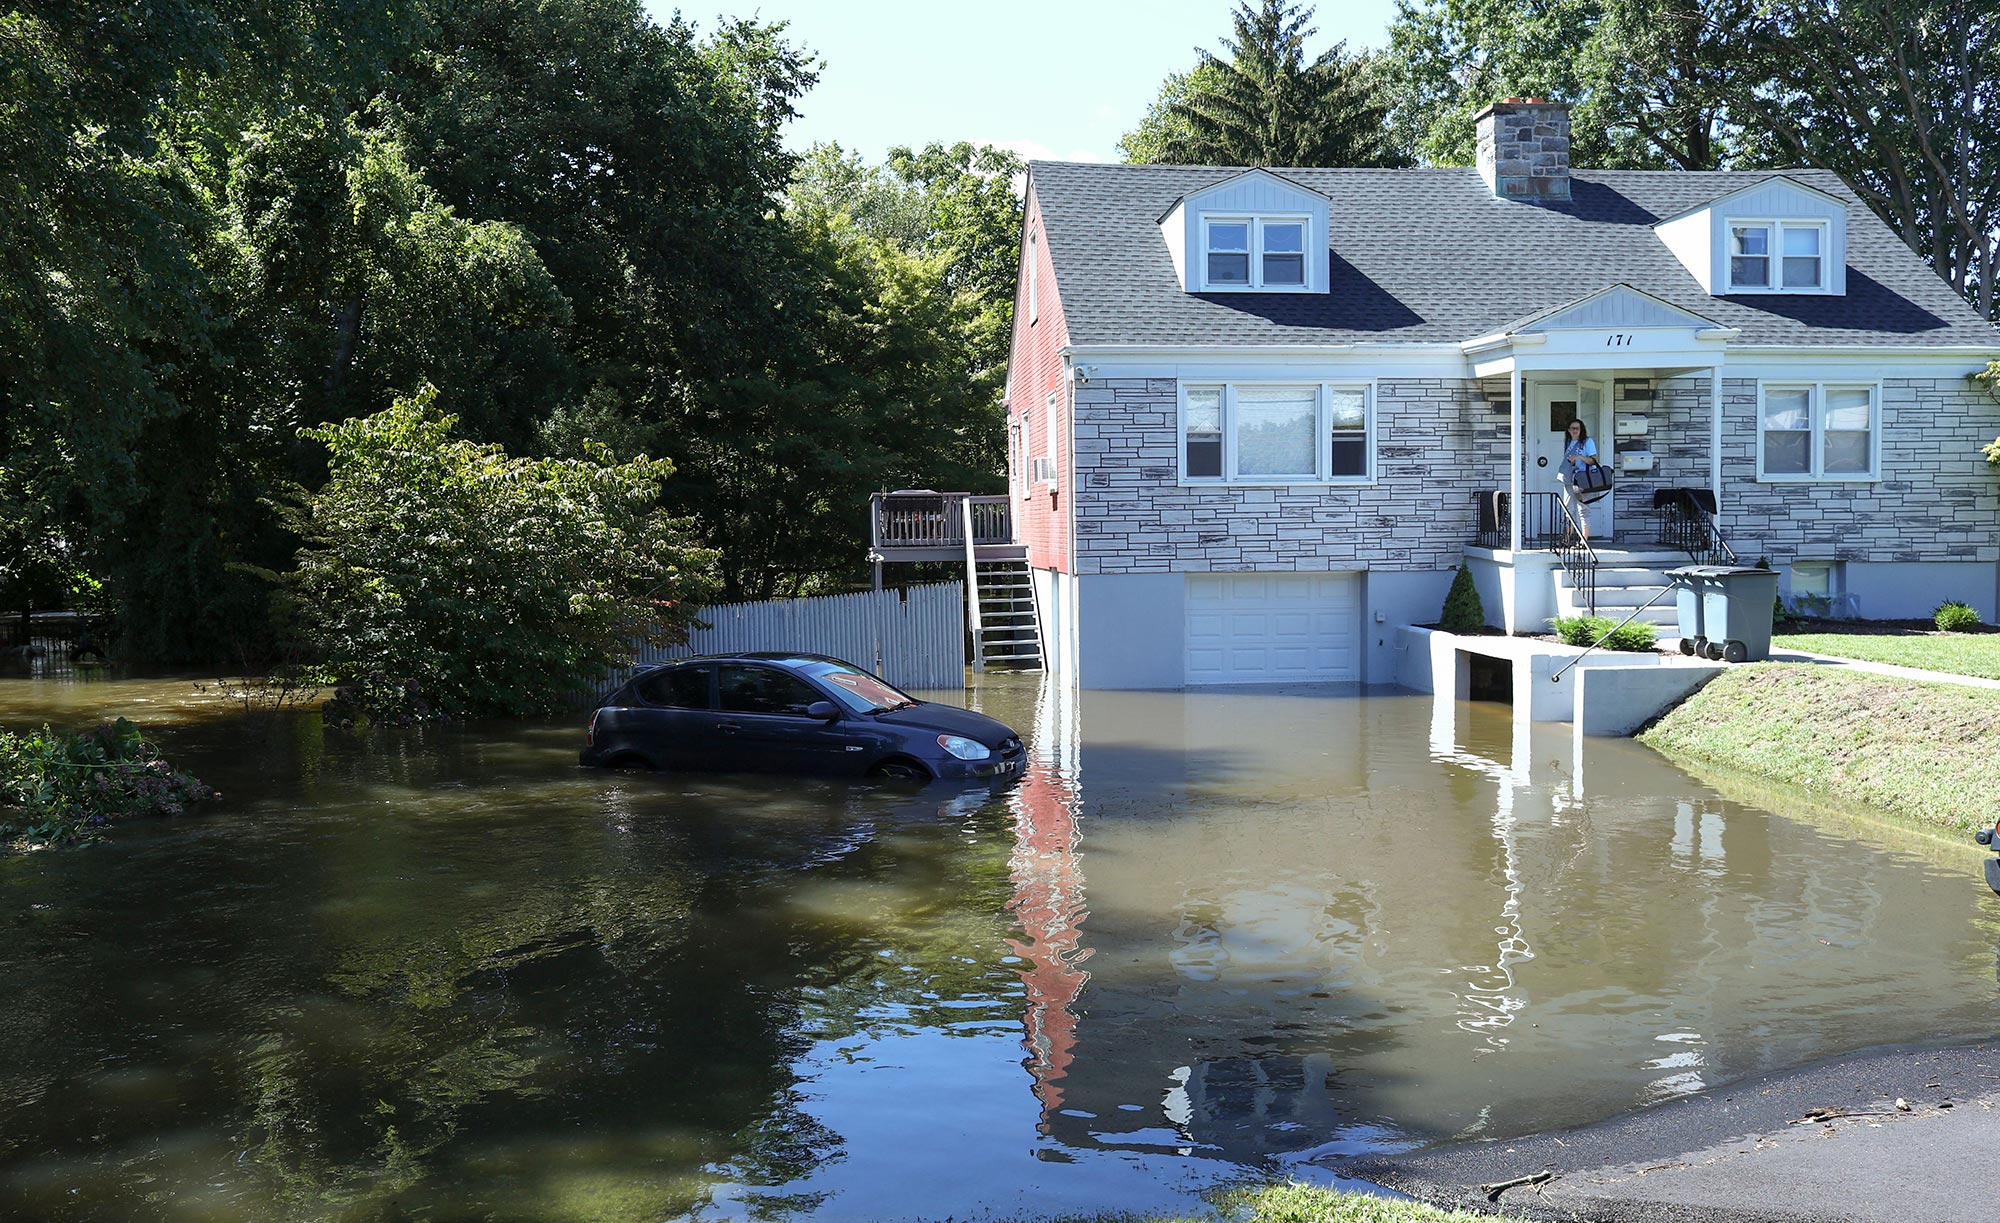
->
1201, 216, 1310, 290
1728, 220, 1828, 291
1031, 391, 1056, 484
1758, 382, 1878, 479
1180, 382, 1374, 484
1026, 226, 1039, 323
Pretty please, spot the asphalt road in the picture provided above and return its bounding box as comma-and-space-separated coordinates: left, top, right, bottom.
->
1325, 1041, 2000, 1222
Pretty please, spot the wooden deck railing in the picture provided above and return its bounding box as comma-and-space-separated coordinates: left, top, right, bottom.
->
871, 492, 1013, 551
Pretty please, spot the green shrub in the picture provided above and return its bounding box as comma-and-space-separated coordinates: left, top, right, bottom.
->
271, 388, 718, 720
1550, 614, 1658, 651
1439, 563, 1486, 633
1935, 600, 1982, 632
1, 719, 218, 849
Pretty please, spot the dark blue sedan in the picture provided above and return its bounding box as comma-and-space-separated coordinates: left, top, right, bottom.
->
581, 653, 1025, 782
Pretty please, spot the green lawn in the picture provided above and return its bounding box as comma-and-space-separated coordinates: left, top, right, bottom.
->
1776, 630, 2000, 680
1047, 1183, 1493, 1223
1640, 664, 2000, 835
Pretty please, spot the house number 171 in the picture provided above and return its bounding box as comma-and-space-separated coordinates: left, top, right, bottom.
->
1605, 333, 1634, 347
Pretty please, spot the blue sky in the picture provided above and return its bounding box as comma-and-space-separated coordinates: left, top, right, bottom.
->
644, 0, 1405, 163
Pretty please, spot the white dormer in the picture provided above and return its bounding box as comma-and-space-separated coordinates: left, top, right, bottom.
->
1158, 169, 1330, 294
1653, 175, 1849, 296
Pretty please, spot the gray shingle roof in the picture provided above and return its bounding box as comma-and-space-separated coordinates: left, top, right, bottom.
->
1030, 162, 1999, 349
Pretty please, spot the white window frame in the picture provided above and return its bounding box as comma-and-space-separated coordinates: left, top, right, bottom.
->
1026, 226, 1039, 323
1198, 214, 1314, 292
1755, 381, 1882, 482
1725, 218, 1831, 293
1031, 391, 1057, 486
1008, 417, 1025, 498
1177, 380, 1376, 487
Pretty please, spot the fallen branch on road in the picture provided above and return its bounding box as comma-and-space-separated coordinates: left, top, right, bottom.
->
1477, 1170, 1556, 1201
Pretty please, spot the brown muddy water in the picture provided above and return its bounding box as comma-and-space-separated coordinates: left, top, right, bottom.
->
3, 668, 1999, 1222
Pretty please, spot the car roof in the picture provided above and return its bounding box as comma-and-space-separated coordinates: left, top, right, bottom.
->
637, 652, 852, 668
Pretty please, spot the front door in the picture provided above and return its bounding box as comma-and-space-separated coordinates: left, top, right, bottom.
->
1527, 380, 1612, 541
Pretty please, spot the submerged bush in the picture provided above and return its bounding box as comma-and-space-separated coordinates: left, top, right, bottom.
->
1550, 614, 1658, 651
0, 719, 219, 848
1439, 563, 1486, 633
269, 388, 718, 721
1936, 600, 1982, 632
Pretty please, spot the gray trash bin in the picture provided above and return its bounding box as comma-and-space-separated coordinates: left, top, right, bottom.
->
1670, 565, 1778, 663
1667, 566, 1716, 656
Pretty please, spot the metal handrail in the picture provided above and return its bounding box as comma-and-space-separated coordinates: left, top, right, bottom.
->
1693, 505, 1737, 566
1552, 494, 1601, 616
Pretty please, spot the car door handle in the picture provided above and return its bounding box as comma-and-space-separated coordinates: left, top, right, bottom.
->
716, 722, 743, 734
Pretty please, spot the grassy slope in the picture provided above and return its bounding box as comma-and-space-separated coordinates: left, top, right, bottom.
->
1640, 664, 2000, 835
1050, 1183, 1492, 1223
1777, 631, 2000, 680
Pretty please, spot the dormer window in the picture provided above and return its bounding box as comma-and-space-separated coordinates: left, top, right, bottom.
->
1727, 219, 1828, 292
1200, 215, 1309, 291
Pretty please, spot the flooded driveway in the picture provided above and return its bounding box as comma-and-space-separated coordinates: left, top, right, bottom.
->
2, 671, 1997, 1221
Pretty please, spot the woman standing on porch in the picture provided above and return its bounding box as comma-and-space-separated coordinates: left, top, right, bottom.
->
1558, 418, 1600, 540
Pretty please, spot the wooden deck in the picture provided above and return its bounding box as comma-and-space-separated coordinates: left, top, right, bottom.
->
868, 492, 1019, 563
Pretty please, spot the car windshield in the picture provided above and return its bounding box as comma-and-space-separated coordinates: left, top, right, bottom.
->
797, 660, 918, 713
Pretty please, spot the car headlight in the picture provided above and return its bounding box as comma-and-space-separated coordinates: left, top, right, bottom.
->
936, 734, 991, 761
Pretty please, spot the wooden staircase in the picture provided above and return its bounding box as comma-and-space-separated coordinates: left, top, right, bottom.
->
970, 552, 1043, 671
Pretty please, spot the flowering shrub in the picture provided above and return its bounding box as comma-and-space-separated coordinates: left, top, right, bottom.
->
0, 719, 219, 848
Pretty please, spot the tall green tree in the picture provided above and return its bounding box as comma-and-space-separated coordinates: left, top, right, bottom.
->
1378, 0, 1752, 169
1131, 0, 1405, 167
1720, 0, 1998, 320
1119, 65, 1226, 163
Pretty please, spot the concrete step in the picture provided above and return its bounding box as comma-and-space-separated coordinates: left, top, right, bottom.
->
1555, 565, 1678, 588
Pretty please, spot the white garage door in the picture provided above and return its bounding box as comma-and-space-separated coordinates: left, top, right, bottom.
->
1185, 573, 1359, 685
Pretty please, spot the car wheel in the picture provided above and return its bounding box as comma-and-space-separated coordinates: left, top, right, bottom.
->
869, 758, 931, 783
604, 752, 655, 772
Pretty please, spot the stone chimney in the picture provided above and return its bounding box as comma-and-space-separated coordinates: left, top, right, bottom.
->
1475, 98, 1571, 201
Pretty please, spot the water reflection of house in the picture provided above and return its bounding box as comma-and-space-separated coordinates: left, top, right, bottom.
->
1006, 679, 1087, 1132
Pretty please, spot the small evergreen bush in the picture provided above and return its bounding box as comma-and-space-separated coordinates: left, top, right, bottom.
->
1550, 614, 1658, 651
1935, 600, 1981, 632
1439, 563, 1486, 633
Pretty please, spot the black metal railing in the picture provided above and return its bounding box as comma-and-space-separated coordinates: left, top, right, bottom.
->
1641, 498, 1737, 565
1471, 491, 1568, 550
1552, 494, 1600, 616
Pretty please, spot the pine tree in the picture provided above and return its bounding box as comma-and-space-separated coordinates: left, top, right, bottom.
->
1440, 563, 1487, 633
1157, 0, 1405, 168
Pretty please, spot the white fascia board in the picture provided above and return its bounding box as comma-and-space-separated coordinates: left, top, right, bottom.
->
1061, 343, 1469, 380
1722, 347, 1998, 378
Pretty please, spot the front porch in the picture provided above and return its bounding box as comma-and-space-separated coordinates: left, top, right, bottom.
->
1460, 284, 1743, 633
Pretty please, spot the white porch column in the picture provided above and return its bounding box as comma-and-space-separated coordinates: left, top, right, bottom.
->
1508, 365, 1523, 554
1709, 364, 1723, 514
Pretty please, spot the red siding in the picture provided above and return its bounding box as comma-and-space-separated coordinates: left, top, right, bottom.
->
1006, 178, 1073, 573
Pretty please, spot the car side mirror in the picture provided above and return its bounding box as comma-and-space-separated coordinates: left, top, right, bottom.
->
805, 701, 840, 721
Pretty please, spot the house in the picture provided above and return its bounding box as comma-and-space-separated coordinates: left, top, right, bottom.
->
879, 99, 2000, 688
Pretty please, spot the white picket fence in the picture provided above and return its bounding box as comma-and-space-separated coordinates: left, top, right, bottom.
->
626, 581, 967, 691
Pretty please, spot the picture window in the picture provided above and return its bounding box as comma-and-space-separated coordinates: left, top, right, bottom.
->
1180, 382, 1374, 484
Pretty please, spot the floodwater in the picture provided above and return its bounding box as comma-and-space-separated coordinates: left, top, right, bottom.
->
4, 667, 1999, 1222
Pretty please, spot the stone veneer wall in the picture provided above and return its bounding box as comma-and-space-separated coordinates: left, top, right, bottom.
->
1708, 375, 2000, 566
1072, 377, 1506, 576
1074, 373, 2000, 577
